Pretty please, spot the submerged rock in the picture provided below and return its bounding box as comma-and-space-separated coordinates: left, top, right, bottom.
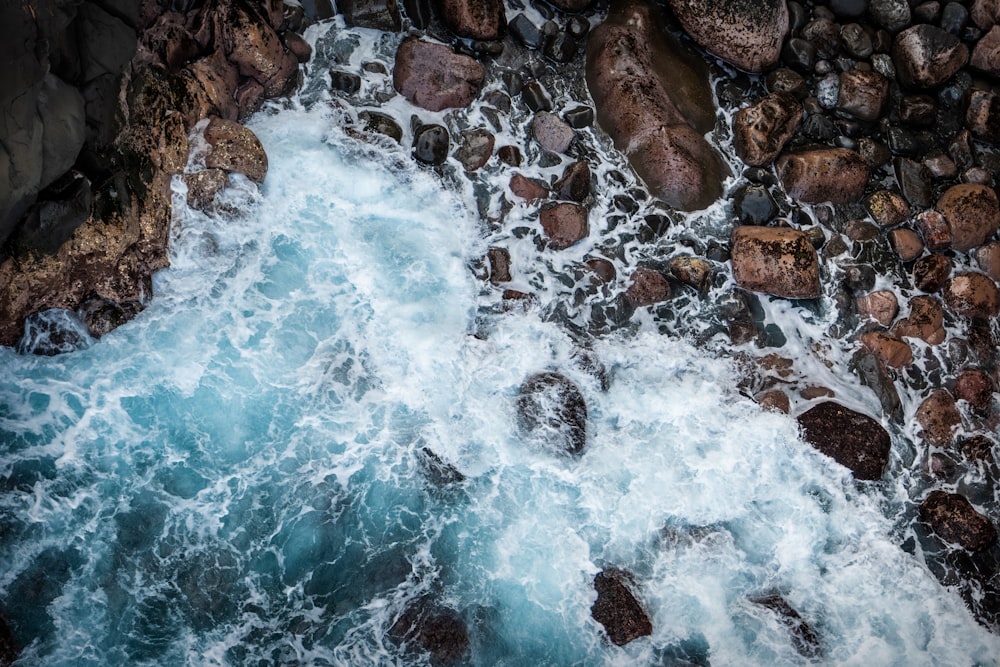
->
797, 401, 891, 480
390, 599, 470, 664
665, 0, 789, 72
591, 568, 653, 646
730, 226, 821, 299
750, 594, 821, 658
516, 372, 587, 455
920, 490, 998, 552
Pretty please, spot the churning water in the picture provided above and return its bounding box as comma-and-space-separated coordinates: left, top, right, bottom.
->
2, 23, 999, 667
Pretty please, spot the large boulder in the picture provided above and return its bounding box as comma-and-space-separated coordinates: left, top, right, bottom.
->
920, 491, 998, 552
585, 0, 728, 211
797, 401, 891, 480
892, 24, 969, 89
516, 372, 588, 455
776, 148, 869, 205
393, 37, 485, 111
935, 184, 1000, 253
732, 92, 802, 167
730, 226, 821, 299
665, 0, 789, 72
591, 568, 652, 646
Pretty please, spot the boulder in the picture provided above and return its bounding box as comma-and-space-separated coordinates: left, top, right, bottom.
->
730, 226, 821, 299
935, 184, 1000, 253
393, 38, 485, 111
797, 401, 891, 480
920, 490, 997, 552
892, 24, 969, 89
585, 0, 728, 211
625, 267, 672, 307
732, 92, 803, 167
975, 242, 1000, 281
182, 169, 229, 211
892, 295, 946, 344
222, 0, 299, 97
972, 0, 1000, 29
665, 0, 789, 72
870, 0, 912, 32
591, 568, 652, 646
439, 0, 506, 40
539, 202, 589, 249
865, 189, 911, 228
837, 69, 889, 122
339, 0, 401, 30
516, 372, 587, 455
913, 253, 952, 292
509, 174, 549, 201
749, 594, 821, 659
184, 50, 241, 122
856, 290, 898, 327
971, 25, 1000, 77
916, 389, 962, 446
965, 88, 1000, 143
776, 148, 869, 204
942, 272, 1000, 319
860, 331, 913, 368
954, 369, 995, 414
204, 117, 269, 183
453, 128, 494, 171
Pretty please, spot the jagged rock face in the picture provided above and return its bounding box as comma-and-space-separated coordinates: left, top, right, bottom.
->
797, 401, 891, 480
665, 0, 789, 72
585, 0, 728, 211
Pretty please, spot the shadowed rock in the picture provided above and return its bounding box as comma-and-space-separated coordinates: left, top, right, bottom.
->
390, 599, 470, 664
516, 372, 587, 454
731, 226, 821, 299
892, 24, 969, 89
665, 0, 789, 72
591, 568, 652, 646
733, 92, 802, 167
750, 594, 821, 659
920, 490, 998, 552
777, 148, 868, 204
797, 401, 891, 480
340, 0, 402, 31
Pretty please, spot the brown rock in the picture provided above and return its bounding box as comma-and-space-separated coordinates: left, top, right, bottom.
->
553, 161, 591, 202
971, 25, 1000, 77
453, 128, 494, 171
797, 401, 891, 480
284, 32, 313, 64
509, 174, 549, 201
184, 50, 240, 122
865, 189, 911, 228
756, 389, 790, 413
857, 290, 899, 327
920, 490, 997, 552
340, 0, 401, 30
669, 256, 713, 291
965, 88, 1000, 143
223, 0, 299, 97
236, 79, 266, 120
582, 258, 616, 285
730, 226, 822, 299
487, 247, 511, 284
916, 389, 962, 446
531, 112, 575, 154
182, 169, 228, 211
393, 37, 485, 112
936, 184, 1000, 253
732, 92, 803, 167
204, 117, 268, 184
892, 24, 969, 89
837, 69, 889, 122
665, 0, 788, 72
893, 295, 946, 344
539, 202, 588, 249
776, 149, 869, 205
625, 267, 671, 307
889, 228, 924, 261
914, 209, 953, 252
972, 0, 1000, 29
913, 253, 952, 292
974, 242, 1000, 281
954, 369, 995, 413
861, 331, 913, 368
845, 219, 879, 241
591, 568, 652, 646
942, 271, 1000, 319
439, 0, 506, 40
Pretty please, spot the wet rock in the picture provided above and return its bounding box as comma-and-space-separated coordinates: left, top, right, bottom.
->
358, 111, 402, 142
971, 25, 1000, 76
733, 184, 778, 225
509, 13, 542, 48
861, 331, 913, 368
340, 0, 401, 30
665, 0, 788, 72
223, 0, 299, 97
857, 290, 899, 327
453, 128, 494, 171
591, 568, 652, 646
204, 117, 268, 184
731, 226, 821, 299
917, 389, 963, 446
942, 272, 1000, 319
850, 349, 904, 422
797, 401, 891, 480
625, 267, 672, 307
393, 38, 485, 111
871, 0, 912, 32
79, 296, 145, 339
750, 594, 821, 659
412, 124, 450, 165
439, 0, 506, 40
11, 171, 93, 257
915, 210, 953, 252
964, 89, 1000, 142
531, 112, 574, 154
563, 106, 595, 129
756, 389, 791, 413
837, 69, 889, 122
539, 202, 588, 249
497, 145, 522, 167
182, 169, 228, 211
330, 70, 361, 95
16, 308, 93, 356
509, 173, 548, 200
866, 190, 911, 228
670, 256, 713, 291
914, 253, 952, 292
766, 68, 808, 98
960, 434, 996, 462
184, 51, 241, 122
954, 368, 995, 413
894, 295, 946, 344
776, 148, 868, 205
585, 0, 728, 211
841, 22, 874, 58
553, 161, 591, 202
899, 94, 937, 127
972, 0, 1000, 29
920, 490, 997, 552
521, 81, 552, 112
732, 92, 803, 167
390, 600, 470, 663
894, 157, 933, 209
487, 247, 511, 283
889, 228, 924, 261
892, 24, 969, 88
936, 184, 1000, 253
417, 447, 466, 486
783, 37, 817, 73
516, 371, 588, 455
974, 242, 1000, 281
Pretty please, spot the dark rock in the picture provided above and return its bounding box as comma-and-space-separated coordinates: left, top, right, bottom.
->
553, 161, 591, 202
412, 124, 450, 165
954, 368, 995, 413
625, 267, 671, 307
545, 31, 579, 63
797, 401, 891, 480
936, 184, 1000, 253
943, 272, 1000, 319
591, 568, 652, 646
913, 254, 952, 292
732, 92, 803, 167
782, 37, 817, 73
567, 15, 590, 39
665, 0, 788, 72
971, 25, 1000, 76
777, 148, 869, 205
850, 349, 903, 422
453, 128, 494, 171
871, 0, 912, 32
516, 371, 588, 455
893, 157, 932, 208
965, 88, 1000, 143
730, 226, 821, 299
439, 0, 506, 40
417, 447, 466, 486
16, 308, 93, 356
733, 183, 777, 225
521, 80, 552, 112
487, 247, 512, 283
204, 117, 268, 184
182, 169, 228, 211
917, 389, 963, 445
750, 594, 821, 659
0, 611, 16, 666
393, 38, 484, 112
358, 111, 403, 142
340, 0, 401, 30
498, 145, 522, 167
892, 24, 969, 88
941, 1, 969, 33
802, 18, 841, 60
841, 23, 874, 58
11, 171, 92, 257
837, 69, 889, 122
539, 202, 588, 249
390, 600, 470, 664
563, 105, 595, 129
509, 13, 542, 48
920, 490, 997, 552
893, 295, 946, 344
670, 256, 713, 291
330, 70, 361, 95
899, 94, 937, 126
865, 189, 910, 228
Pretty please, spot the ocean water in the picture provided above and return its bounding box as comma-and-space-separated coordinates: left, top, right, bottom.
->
2, 19, 999, 667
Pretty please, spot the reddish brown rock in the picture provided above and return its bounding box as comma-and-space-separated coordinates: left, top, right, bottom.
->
920, 490, 997, 552
892, 24, 969, 89
857, 290, 899, 327
797, 401, 891, 480
866, 190, 910, 228
532, 112, 575, 154
339, 0, 401, 30
539, 202, 589, 249
184, 50, 241, 122
776, 149, 869, 205
222, 0, 299, 97
283, 32, 312, 64
591, 568, 652, 646
914, 209, 953, 252
553, 161, 591, 202
453, 128, 494, 172
893, 295, 946, 344
625, 268, 671, 307
487, 247, 511, 284
582, 258, 616, 285
954, 369, 995, 413
665, 0, 788, 72
972, 0, 1000, 29
182, 169, 228, 211
916, 390, 962, 446
974, 242, 1000, 281
965, 89, 1000, 143
971, 25, 1000, 77
837, 69, 889, 122
936, 184, 1000, 253
913, 253, 952, 292
393, 37, 485, 112
509, 174, 549, 201
439, 0, 506, 40
732, 92, 802, 167
204, 117, 268, 184
942, 272, 1000, 319
889, 228, 924, 261
861, 331, 913, 368
756, 389, 790, 413
730, 226, 822, 299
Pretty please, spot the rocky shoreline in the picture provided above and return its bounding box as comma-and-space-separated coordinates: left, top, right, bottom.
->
1, 0, 999, 659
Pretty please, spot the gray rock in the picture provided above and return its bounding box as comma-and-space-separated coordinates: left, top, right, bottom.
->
892, 24, 969, 88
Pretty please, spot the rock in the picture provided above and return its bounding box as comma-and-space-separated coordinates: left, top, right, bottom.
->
890, 228, 924, 261
954, 369, 995, 413
972, 0, 1000, 29
850, 349, 904, 422
870, 0, 912, 32
393, 37, 485, 112
412, 124, 450, 165
487, 247, 511, 283
182, 169, 228, 211
564, 106, 595, 128
733, 183, 778, 225
857, 290, 899, 327
732, 92, 803, 167
389, 600, 470, 663
865, 190, 911, 228
916, 389, 962, 446
730, 226, 822, 299
585, 0, 728, 211
625, 267, 672, 307
756, 389, 791, 413
283, 31, 313, 64
591, 568, 652, 646
920, 490, 997, 552
539, 202, 588, 249
10, 171, 93, 256
36, 74, 87, 190
547, 0, 595, 10
531, 112, 574, 154
974, 242, 1000, 281
16, 308, 93, 356
79, 295, 145, 339
942, 272, 1000, 319
339, 0, 401, 30
893, 295, 946, 344
935, 184, 1000, 253
797, 401, 891, 480
665, 0, 789, 72
204, 117, 268, 184
860, 331, 913, 368
837, 69, 889, 122
553, 161, 591, 202
223, 0, 300, 97
915, 210, 953, 252
509, 173, 549, 200
776, 149, 868, 205
670, 256, 713, 291
453, 128, 494, 171
971, 25, 1000, 76
913, 254, 952, 292
358, 111, 403, 142
749, 594, 821, 659
330, 70, 361, 95
184, 50, 241, 121
439, 0, 505, 40
516, 371, 588, 455
892, 24, 969, 89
